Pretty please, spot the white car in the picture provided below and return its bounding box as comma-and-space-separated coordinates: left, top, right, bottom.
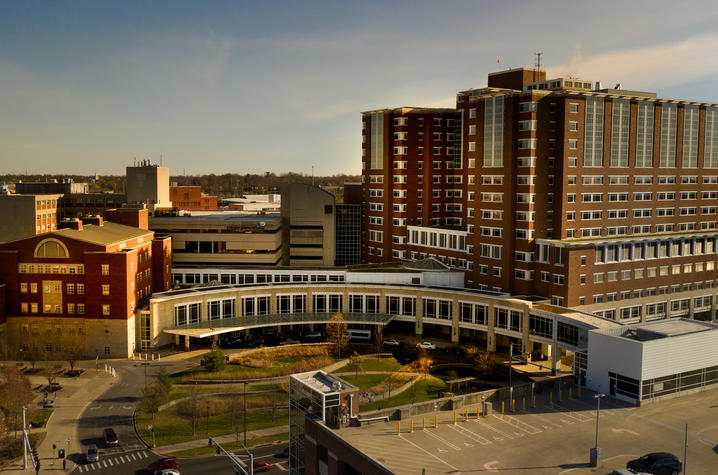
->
416, 341, 437, 350
154, 469, 181, 475
383, 338, 400, 346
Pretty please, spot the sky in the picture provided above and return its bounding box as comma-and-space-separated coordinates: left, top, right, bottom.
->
1, 0, 717, 176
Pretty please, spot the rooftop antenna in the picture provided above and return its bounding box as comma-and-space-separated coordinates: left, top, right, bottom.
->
534, 51, 543, 82
312, 165, 314, 186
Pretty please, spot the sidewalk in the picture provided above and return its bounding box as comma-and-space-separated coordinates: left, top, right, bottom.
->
2, 368, 117, 474
154, 425, 289, 454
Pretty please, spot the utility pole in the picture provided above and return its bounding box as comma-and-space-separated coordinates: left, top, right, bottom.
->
591, 393, 606, 467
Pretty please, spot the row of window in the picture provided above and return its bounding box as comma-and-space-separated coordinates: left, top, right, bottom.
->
19, 302, 113, 315
584, 282, 716, 306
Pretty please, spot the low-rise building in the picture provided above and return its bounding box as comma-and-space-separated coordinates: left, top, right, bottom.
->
170, 185, 218, 211
0, 194, 63, 243
0, 213, 172, 359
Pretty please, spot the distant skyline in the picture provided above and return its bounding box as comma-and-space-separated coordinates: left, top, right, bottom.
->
1, 1, 717, 176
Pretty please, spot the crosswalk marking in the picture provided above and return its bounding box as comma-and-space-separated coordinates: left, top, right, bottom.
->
75, 451, 149, 472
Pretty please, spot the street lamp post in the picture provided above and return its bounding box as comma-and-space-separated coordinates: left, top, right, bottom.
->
243, 381, 247, 446
590, 393, 606, 467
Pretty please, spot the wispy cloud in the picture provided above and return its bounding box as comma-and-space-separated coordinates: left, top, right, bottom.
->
549, 33, 718, 94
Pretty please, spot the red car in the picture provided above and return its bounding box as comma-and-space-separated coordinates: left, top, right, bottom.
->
148, 456, 179, 472
253, 460, 273, 473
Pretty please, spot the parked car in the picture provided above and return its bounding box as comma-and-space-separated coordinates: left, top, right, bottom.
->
103, 427, 119, 447
249, 338, 265, 348
416, 341, 437, 350
280, 338, 300, 345
305, 332, 323, 340
277, 446, 290, 458
154, 469, 180, 475
383, 338, 401, 347
253, 460, 273, 472
148, 456, 179, 472
626, 452, 682, 475
612, 469, 651, 475
86, 444, 99, 463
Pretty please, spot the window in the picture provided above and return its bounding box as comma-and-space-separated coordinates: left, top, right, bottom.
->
102, 304, 111, 315
584, 97, 604, 166
659, 103, 677, 167
102, 284, 110, 296
101, 264, 109, 275
610, 99, 630, 167
77, 284, 84, 294
569, 103, 579, 113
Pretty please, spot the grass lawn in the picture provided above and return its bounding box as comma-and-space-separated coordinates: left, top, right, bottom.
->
29, 408, 53, 428
359, 376, 447, 411
170, 355, 336, 383
166, 385, 286, 404
136, 405, 288, 447
168, 433, 289, 457
332, 357, 403, 374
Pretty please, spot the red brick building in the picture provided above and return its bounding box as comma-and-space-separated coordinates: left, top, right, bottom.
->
362, 67, 718, 324
0, 212, 172, 359
170, 186, 218, 210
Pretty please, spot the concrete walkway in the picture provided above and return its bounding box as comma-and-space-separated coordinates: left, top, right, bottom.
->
2, 366, 117, 474
154, 424, 289, 454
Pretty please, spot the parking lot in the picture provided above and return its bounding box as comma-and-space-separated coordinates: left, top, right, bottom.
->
338, 386, 718, 474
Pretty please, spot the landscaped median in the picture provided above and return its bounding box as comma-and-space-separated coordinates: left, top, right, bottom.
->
135, 343, 339, 448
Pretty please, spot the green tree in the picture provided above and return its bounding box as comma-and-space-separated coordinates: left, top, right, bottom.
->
204, 343, 226, 372
325, 313, 349, 357
156, 368, 173, 392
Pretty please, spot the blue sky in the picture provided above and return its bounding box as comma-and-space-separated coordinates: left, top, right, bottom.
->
1, 0, 717, 176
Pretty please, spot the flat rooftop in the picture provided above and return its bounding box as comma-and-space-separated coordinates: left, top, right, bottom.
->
292, 370, 357, 395
331, 387, 718, 474
615, 318, 718, 342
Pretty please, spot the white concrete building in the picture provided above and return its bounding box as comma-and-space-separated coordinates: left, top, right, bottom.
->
586, 319, 718, 404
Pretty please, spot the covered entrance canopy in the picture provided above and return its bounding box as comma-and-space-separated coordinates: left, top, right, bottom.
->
164, 312, 396, 339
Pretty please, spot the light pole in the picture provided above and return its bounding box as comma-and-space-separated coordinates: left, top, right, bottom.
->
590, 393, 606, 467
243, 381, 247, 446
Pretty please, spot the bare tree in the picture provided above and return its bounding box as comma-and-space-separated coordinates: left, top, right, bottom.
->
0, 367, 33, 438
347, 352, 364, 381
139, 382, 168, 421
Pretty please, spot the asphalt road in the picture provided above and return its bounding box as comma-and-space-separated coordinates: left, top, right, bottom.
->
70, 358, 197, 472
71, 442, 289, 474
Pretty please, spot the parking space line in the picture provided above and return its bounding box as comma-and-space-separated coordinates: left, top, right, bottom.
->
119, 455, 125, 463
448, 424, 492, 445
108, 458, 114, 466
421, 429, 462, 451
492, 413, 542, 435
517, 410, 565, 430
397, 434, 461, 472
547, 402, 593, 422
472, 417, 514, 440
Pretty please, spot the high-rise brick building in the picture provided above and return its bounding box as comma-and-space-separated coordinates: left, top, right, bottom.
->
362, 67, 718, 323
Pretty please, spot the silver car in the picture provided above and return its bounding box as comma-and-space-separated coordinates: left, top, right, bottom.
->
86, 444, 99, 463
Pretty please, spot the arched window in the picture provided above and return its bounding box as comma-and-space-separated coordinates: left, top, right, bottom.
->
34, 239, 69, 258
